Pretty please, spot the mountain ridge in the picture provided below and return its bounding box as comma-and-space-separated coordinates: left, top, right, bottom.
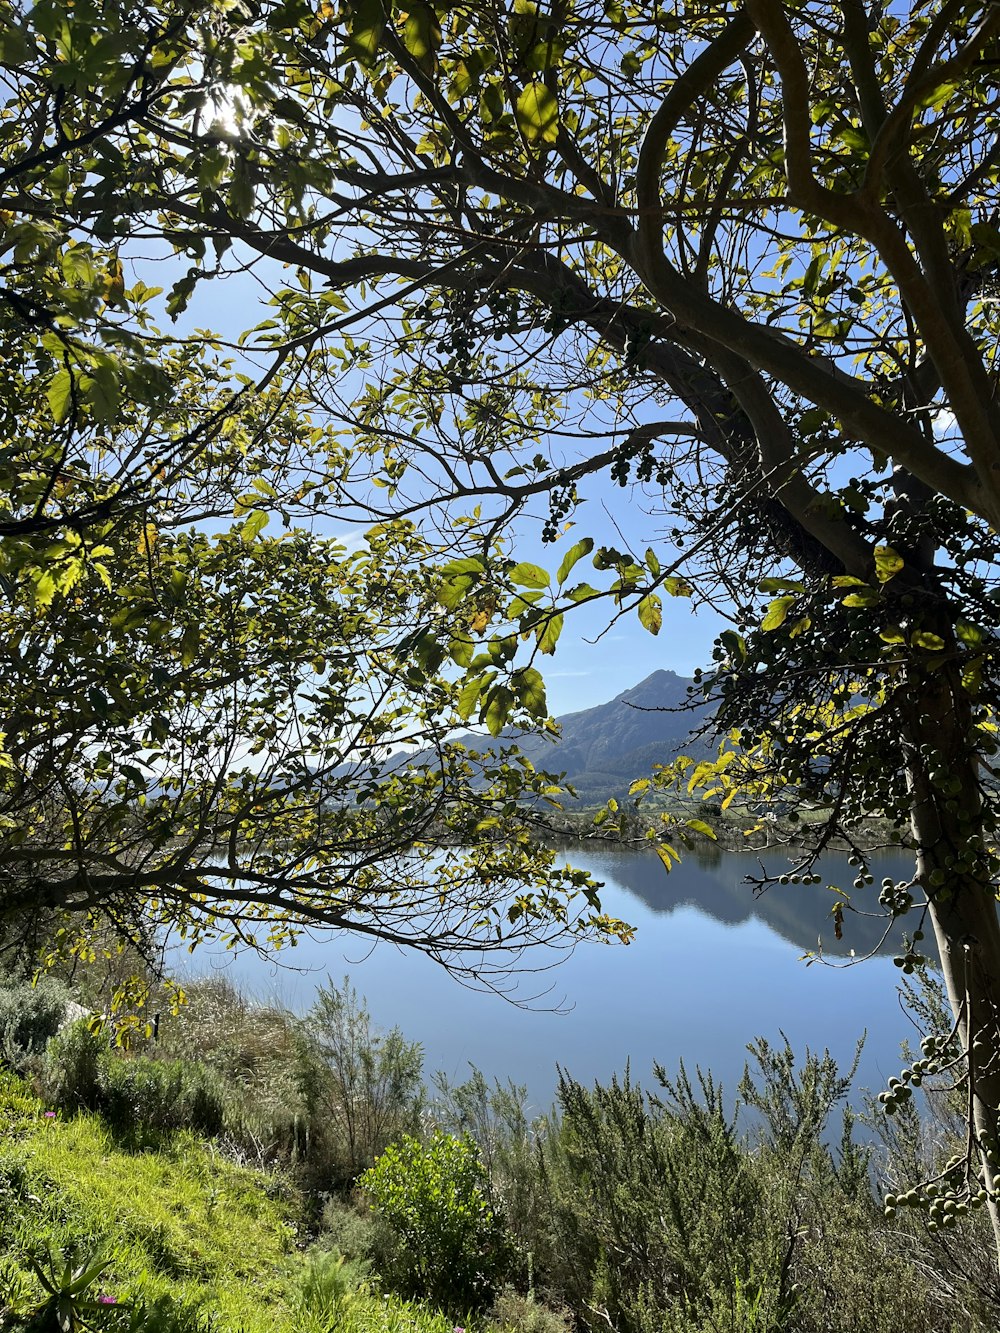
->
497, 668, 714, 799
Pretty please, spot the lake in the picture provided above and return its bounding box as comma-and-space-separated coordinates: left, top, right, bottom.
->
173, 843, 922, 1111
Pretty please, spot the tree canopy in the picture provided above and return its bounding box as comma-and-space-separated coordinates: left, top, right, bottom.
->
7, 0, 1000, 1262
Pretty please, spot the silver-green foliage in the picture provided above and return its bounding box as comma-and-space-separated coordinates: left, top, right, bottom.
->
0, 974, 71, 1072
296, 977, 424, 1183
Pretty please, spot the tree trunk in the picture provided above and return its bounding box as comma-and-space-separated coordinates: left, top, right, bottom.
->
903, 657, 1000, 1263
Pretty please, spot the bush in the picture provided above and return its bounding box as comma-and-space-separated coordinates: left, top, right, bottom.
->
534, 1067, 781, 1333
41, 1023, 226, 1140
0, 975, 71, 1074
431, 1068, 543, 1270
316, 1198, 376, 1262
41, 1020, 102, 1109
360, 1131, 513, 1313
489, 1288, 574, 1333
285, 1247, 367, 1333
297, 977, 424, 1185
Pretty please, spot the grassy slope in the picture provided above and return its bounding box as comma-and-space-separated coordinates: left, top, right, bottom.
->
0, 1068, 301, 1330
0, 1070, 470, 1333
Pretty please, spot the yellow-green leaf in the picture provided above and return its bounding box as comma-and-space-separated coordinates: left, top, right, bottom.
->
762, 596, 795, 631
842, 589, 878, 608
685, 818, 718, 841
956, 618, 985, 646
510, 561, 550, 588
47, 368, 73, 425
402, 2, 441, 73
537, 611, 563, 654
873, 545, 904, 583
180, 624, 200, 668
912, 630, 946, 651
515, 80, 559, 144
637, 594, 662, 636
654, 843, 679, 871
241, 509, 269, 542
513, 666, 547, 717
556, 537, 593, 585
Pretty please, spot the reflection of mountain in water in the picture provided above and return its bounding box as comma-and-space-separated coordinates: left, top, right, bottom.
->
580, 845, 919, 958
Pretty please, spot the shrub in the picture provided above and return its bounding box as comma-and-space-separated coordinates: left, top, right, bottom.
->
297, 977, 424, 1184
316, 1197, 376, 1262
41, 1021, 102, 1109
285, 1247, 367, 1333
430, 1068, 544, 1269
360, 1131, 513, 1313
0, 975, 72, 1075
534, 1067, 780, 1333
96, 1058, 226, 1140
40, 1023, 226, 1141
489, 1288, 574, 1333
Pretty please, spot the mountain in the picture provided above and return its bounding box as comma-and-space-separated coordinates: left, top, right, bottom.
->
497, 669, 714, 799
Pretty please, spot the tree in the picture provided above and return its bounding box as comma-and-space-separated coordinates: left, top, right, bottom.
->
0, 0, 648, 1001
7, 0, 1000, 1264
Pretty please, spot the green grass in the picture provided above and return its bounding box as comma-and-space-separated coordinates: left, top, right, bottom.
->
0, 1067, 300, 1330
0, 1069, 486, 1333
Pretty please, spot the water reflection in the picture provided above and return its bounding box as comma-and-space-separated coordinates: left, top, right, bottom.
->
173, 846, 918, 1108
582, 844, 917, 958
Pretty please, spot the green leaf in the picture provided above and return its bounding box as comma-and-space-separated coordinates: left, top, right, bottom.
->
513, 666, 547, 717
510, 561, 550, 589
536, 612, 563, 654
402, 1, 441, 73
842, 590, 878, 608
437, 575, 474, 609
637, 594, 662, 636
0, 23, 29, 64
180, 624, 199, 668
758, 577, 805, 594
956, 618, 985, 646
241, 510, 269, 542
762, 596, 795, 631
720, 630, 746, 662
556, 537, 593, 585
448, 632, 474, 667
345, 0, 385, 68
912, 630, 946, 652
515, 80, 559, 144
457, 672, 491, 722
83, 362, 120, 425
483, 685, 515, 736
47, 368, 73, 425
873, 545, 904, 583
566, 582, 600, 602
663, 576, 693, 597
685, 818, 718, 841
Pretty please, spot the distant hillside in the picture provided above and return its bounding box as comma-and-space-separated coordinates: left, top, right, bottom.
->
496, 669, 715, 800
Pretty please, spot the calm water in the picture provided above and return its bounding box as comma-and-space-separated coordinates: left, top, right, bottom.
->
174, 845, 919, 1108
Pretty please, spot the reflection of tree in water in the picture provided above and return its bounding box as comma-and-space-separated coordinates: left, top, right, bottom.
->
577, 845, 918, 958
